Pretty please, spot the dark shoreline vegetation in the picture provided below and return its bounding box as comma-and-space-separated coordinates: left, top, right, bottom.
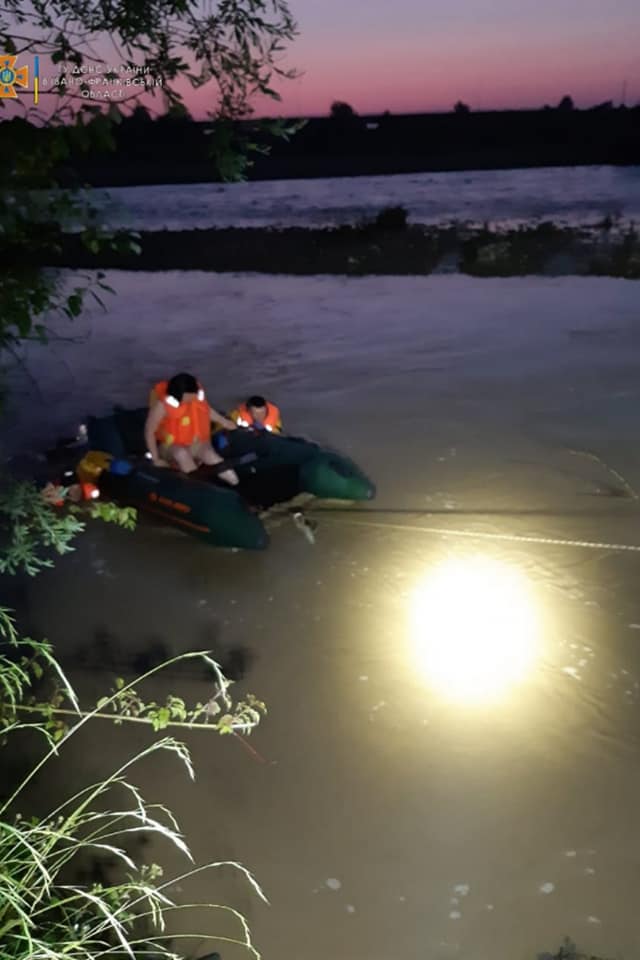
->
37, 212, 640, 278
57, 103, 640, 186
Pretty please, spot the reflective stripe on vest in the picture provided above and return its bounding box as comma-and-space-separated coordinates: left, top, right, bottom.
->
234, 401, 281, 431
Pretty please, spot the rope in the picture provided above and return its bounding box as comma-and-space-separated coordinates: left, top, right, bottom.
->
319, 515, 640, 553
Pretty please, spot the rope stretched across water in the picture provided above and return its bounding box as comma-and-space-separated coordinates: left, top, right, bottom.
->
319, 515, 640, 554
313, 444, 640, 554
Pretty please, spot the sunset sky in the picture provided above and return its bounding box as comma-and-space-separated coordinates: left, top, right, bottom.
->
3, 0, 639, 119
188, 0, 640, 117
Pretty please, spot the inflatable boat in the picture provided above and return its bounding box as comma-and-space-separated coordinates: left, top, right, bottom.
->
82, 407, 375, 549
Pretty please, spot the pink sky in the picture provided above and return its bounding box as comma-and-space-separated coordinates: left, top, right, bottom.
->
187, 0, 640, 117
2, 0, 638, 120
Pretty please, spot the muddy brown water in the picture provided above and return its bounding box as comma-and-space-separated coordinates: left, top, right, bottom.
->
4, 273, 640, 959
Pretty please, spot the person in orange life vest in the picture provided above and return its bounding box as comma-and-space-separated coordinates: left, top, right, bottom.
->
231, 395, 283, 433
144, 372, 239, 482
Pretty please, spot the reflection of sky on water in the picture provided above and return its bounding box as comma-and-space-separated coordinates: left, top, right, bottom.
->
93, 166, 640, 230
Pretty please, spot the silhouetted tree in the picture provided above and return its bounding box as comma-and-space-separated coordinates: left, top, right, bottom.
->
330, 101, 358, 121
120, 104, 153, 138
128, 104, 153, 125
557, 95, 575, 111
328, 100, 363, 140
454, 100, 470, 114
590, 100, 613, 112
157, 102, 193, 123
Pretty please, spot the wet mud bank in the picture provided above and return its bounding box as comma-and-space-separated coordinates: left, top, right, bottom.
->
39, 219, 640, 278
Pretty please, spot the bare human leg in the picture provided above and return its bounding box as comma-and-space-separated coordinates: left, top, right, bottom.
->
168, 445, 198, 474
197, 441, 239, 486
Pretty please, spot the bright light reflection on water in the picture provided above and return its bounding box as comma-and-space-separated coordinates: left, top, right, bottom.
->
410, 555, 540, 704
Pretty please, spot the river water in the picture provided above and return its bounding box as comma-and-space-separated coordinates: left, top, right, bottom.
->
92, 165, 640, 230
6, 271, 640, 959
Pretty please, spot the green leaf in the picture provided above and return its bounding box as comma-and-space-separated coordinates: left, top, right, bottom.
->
107, 103, 122, 124
153, 706, 171, 730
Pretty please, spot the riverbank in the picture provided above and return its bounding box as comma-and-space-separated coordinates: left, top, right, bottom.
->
40, 217, 640, 277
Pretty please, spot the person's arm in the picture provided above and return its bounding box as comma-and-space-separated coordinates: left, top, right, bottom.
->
144, 403, 169, 465
209, 404, 237, 431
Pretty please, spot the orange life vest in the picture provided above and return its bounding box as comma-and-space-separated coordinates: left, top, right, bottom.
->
150, 380, 210, 447
232, 401, 282, 433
